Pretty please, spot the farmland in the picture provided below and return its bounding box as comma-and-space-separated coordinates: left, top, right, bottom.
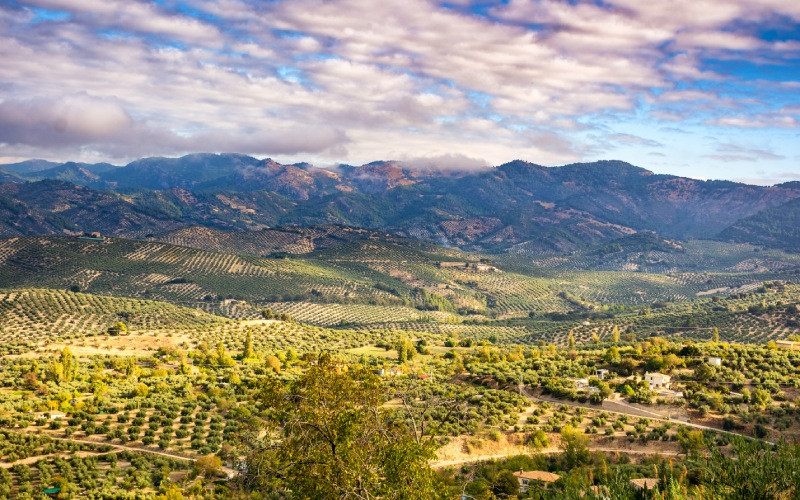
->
2, 234, 798, 321
0, 231, 799, 498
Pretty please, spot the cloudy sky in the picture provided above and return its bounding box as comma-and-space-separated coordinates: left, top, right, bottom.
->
1, 0, 799, 184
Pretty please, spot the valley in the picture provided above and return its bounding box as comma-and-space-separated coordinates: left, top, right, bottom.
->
0, 220, 799, 498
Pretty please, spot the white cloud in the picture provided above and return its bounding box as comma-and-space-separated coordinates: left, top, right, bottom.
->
0, 94, 133, 147
27, 0, 224, 45
0, 0, 797, 176
705, 143, 785, 162
608, 133, 664, 148
708, 115, 799, 128
398, 153, 491, 172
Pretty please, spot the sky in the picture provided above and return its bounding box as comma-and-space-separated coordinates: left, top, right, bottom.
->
0, 0, 799, 185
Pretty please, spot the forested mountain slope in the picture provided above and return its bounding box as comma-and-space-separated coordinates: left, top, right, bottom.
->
2, 154, 799, 254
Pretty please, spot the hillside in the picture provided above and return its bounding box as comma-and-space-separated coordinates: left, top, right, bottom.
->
0, 180, 188, 237
153, 225, 426, 256
0, 288, 225, 355
1, 234, 797, 325
0, 234, 568, 319
2, 154, 799, 254
527, 236, 800, 273
717, 197, 800, 252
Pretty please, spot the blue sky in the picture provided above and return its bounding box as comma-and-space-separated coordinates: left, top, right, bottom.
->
0, 0, 799, 184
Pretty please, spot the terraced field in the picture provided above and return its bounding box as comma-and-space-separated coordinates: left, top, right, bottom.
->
515, 283, 800, 346
0, 289, 224, 355
529, 239, 800, 273
1, 235, 798, 336
263, 301, 460, 326
0, 288, 447, 357
0, 236, 411, 309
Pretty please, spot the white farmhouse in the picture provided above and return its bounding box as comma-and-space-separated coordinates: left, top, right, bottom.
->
645, 372, 671, 390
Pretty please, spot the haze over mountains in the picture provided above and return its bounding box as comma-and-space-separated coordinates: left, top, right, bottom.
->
1, 153, 799, 254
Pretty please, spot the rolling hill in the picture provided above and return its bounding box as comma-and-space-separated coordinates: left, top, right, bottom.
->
1, 232, 797, 324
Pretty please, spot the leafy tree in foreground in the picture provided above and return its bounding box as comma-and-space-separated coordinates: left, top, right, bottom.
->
702, 438, 800, 500
241, 354, 442, 499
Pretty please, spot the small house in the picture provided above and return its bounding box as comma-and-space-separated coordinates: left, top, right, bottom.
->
39, 411, 66, 420
595, 369, 609, 380
776, 340, 800, 350
645, 372, 671, 389
513, 470, 561, 493
707, 357, 722, 367
574, 378, 589, 389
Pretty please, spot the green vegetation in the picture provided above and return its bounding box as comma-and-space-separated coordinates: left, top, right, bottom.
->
718, 197, 800, 252
241, 355, 441, 498
0, 229, 799, 498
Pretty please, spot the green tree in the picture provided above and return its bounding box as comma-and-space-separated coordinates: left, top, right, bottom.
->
122, 357, 140, 379
704, 438, 800, 499
695, 363, 715, 383
678, 429, 705, 457
194, 454, 222, 477
750, 388, 771, 409
179, 355, 191, 375
604, 346, 621, 365
568, 331, 576, 348
396, 338, 416, 363
712, 327, 720, 342
528, 429, 549, 450
492, 470, 520, 497
560, 425, 590, 469
108, 321, 128, 336
242, 330, 255, 359
216, 342, 235, 367
48, 348, 78, 383
611, 325, 620, 344
243, 354, 442, 498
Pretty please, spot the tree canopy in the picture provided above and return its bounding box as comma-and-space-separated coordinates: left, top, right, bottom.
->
241, 354, 443, 499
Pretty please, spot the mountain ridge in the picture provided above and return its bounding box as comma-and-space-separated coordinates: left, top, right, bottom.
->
1, 153, 798, 254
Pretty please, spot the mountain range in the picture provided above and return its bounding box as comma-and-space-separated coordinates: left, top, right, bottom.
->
1, 153, 799, 254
